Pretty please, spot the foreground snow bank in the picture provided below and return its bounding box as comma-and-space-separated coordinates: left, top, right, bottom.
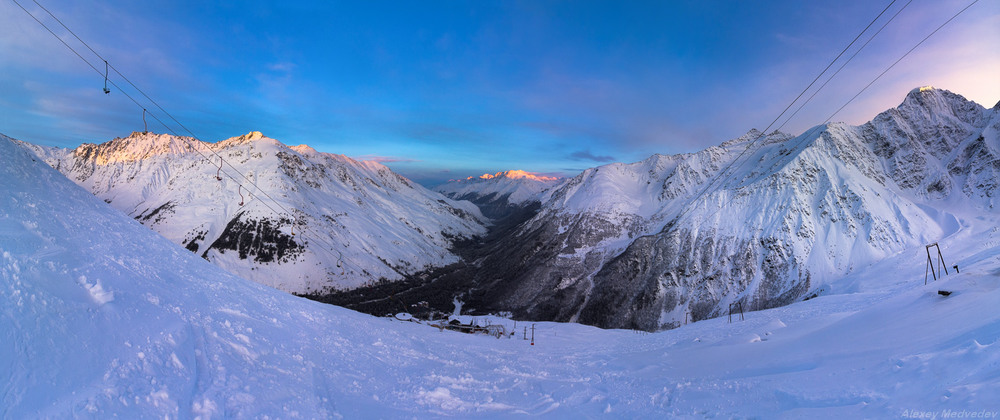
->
2, 133, 1000, 418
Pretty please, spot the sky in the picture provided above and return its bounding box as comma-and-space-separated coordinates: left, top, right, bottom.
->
1, 0, 998, 186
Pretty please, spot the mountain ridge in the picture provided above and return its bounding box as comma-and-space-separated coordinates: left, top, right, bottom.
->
357, 87, 998, 330
18, 131, 488, 293
545, 87, 998, 329
14, 87, 999, 331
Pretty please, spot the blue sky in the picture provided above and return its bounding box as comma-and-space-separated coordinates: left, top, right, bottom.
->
2, 0, 998, 186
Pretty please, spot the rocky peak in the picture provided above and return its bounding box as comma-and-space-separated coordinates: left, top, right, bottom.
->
894, 86, 987, 127
218, 131, 280, 148
237, 131, 266, 141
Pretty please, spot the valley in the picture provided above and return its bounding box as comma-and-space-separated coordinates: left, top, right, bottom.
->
15, 87, 1000, 332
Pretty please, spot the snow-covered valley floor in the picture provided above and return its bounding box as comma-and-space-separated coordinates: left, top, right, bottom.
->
3, 135, 1000, 418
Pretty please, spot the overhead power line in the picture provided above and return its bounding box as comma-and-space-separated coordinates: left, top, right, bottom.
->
823, 0, 980, 123
667, 0, 901, 228
671, 0, 980, 235
777, 0, 914, 131
743, 0, 983, 188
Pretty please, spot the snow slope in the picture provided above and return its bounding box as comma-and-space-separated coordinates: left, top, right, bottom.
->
2, 132, 1000, 418
20, 131, 487, 293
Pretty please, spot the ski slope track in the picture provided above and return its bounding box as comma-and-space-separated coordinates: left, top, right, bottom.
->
458, 88, 1000, 330
2, 130, 1000, 417
20, 131, 487, 293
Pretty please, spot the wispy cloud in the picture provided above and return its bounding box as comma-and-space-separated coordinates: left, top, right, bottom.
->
354, 154, 420, 164
267, 62, 296, 73
569, 150, 615, 162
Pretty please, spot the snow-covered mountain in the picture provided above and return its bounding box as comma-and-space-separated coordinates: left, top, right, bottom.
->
453, 87, 999, 330
434, 170, 564, 219
20, 131, 487, 293
12, 87, 997, 334
4, 130, 1000, 417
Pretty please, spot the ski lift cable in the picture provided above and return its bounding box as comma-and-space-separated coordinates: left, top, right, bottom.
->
24, 0, 306, 226
29, 0, 192, 141
13, 0, 359, 276
12, 1, 177, 141
667, 0, 901, 229
21, 0, 346, 246
11, 0, 115, 91
25, 0, 291, 214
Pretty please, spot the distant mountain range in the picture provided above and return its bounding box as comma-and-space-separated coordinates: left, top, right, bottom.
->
434, 170, 564, 219
15, 87, 1000, 331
